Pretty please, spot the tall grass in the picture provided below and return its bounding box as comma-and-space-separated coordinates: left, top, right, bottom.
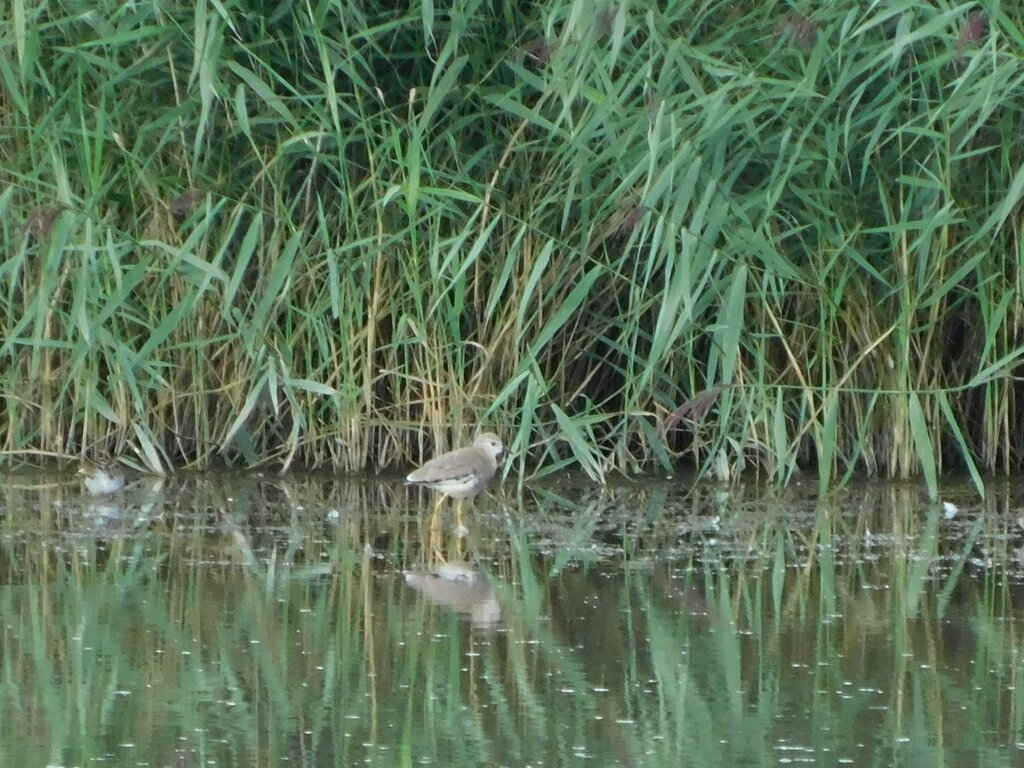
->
2, 1, 1024, 490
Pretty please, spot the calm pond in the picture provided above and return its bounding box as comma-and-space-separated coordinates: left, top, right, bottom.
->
1, 471, 1024, 767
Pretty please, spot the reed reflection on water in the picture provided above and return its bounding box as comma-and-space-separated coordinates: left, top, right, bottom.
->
1, 472, 1023, 766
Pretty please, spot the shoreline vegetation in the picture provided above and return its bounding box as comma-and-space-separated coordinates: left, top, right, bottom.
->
2, 2, 1023, 494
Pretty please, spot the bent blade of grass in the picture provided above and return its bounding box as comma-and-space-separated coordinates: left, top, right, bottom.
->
920, 249, 985, 310
515, 238, 556, 335
132, 422, 167, 474
428, 208, 492, 316
936, 390, 984, 499
419, 55, 467, 130
82, 374, 119, 424
27, 213, 74, 372
12, 0, 27, 75
249, 230, 303, 345
772, 387, 789, 484
548, 506, 602, 577
233, 82, 252, 140
642, 239, 697, 392
526, 263, 602, 359
906, 509, 940, 617
485, 90, 561, 135
550, 404, 603, 483
483, 366, 535, 481
714, 263, 747, 385
935, 515, 984, 618
285, 378, 337, 397
973, 288, 1014, 377
0, 51, 29, 118
965, 344, 1024, 389
140, 238, 229, 287
189, 0, 210, 90
817, 517, 837, 618
817, 395, 837, 497
195, 14, 225, 162
637, 419, 673, 470
225, 60, 298, 128
222, 369, 270, 450
404, 126, 422, 220
134, 287, 201, 362
223, 209, 263, 313
907, 390, 937, 501
978, 158, 1024, 243
482, 216, 520, 321
771, 532, 785, 630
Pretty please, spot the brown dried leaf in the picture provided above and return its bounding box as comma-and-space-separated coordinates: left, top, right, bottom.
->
24, 204, 64, 239
775, 12, 818, 52
169, 189, 203, 219
958, 11, 987, 57
662, 386, 724, 434
520, 37, 556, 66
615, 205, 649, 238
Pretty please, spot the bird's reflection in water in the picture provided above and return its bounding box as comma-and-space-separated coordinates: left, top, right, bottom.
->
404, 562, 501, 628
66, 475, 167, 537
80, 500, 127, 532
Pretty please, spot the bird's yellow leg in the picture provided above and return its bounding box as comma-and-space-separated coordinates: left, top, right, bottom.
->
453, 499, 468, 559
429, 513, 444, 565
457, 524, 470, 561
429, 493, 449, 564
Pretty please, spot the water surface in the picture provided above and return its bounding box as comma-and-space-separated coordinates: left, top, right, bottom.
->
1, 471, 1023, 766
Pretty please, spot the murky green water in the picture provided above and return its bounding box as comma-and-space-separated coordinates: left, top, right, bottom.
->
2, 471, 1024, 766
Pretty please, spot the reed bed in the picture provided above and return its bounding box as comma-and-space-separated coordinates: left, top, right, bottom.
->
2, 1, 1024, 491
